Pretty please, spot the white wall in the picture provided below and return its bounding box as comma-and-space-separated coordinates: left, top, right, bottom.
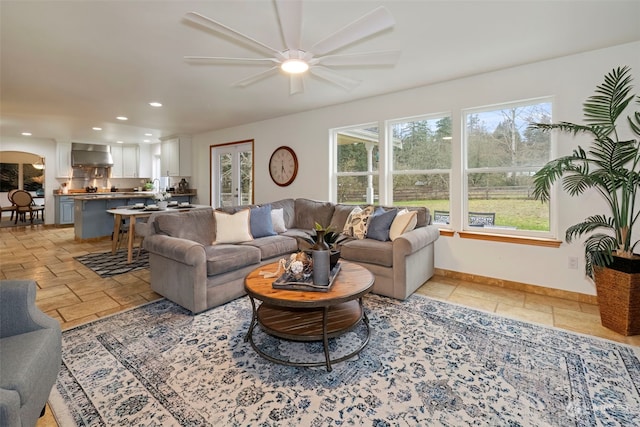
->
191, 41, 640, 297
0, 137, 57, 224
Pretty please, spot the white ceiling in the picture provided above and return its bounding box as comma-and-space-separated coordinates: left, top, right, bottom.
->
2, 0, 639, 146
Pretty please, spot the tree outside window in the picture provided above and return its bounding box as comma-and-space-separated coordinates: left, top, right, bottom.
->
464, 99, 552, 233
390, 114, 452, 218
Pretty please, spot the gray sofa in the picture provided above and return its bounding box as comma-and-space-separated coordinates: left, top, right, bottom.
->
142, 198, 439, 314
0, 280, 62, 427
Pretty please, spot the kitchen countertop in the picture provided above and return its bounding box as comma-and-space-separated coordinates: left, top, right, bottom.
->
54, 191, 197, 199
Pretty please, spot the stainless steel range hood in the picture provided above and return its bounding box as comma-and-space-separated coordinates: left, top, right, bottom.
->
71, 143, 114, 167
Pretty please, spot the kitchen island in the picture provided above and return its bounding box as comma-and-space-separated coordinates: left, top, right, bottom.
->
69, 192, 198, 240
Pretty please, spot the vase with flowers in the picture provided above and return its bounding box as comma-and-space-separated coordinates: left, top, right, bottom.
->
153, 191, 172, 209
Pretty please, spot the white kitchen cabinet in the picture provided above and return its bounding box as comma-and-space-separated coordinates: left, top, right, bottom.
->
111, 145, 139, 178
161, 136, 191, 177
56, 142, 72, 178
138, 144, 152, 178
122, 145, 139, 177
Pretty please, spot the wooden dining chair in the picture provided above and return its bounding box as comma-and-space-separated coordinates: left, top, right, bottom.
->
11, 190, 36, 224
1, 189, 18, 221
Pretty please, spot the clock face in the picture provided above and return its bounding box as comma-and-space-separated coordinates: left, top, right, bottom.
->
269, 146, 298, 186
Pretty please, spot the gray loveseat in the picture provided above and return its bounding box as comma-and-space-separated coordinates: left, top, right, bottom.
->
142, 198, 439, 314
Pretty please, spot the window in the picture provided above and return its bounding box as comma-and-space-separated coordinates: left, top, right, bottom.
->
389, 114, 452, 217
0, 163, 19, 192
334, 124, 379, 204
463, 99, 552, 235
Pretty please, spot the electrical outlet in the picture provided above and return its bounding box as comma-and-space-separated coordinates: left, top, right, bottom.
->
568, 256, 579, 270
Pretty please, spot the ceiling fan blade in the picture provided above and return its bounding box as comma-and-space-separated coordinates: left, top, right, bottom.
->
289, 74, 304, 95
184, 11, 282, 57
232, 66, 280, 87
275, 0, 302, 51
310, 6, 395, 56
184, 56, 280, 65
313, 50, 401, 67
309, 66, 360, 91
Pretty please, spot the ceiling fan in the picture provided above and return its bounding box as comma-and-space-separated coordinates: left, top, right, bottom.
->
183, 1, 400, 95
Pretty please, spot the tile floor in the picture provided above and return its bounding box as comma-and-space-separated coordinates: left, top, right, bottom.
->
0, 223, 637, 427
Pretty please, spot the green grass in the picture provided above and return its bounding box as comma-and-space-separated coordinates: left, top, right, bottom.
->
395, 199, 550, 231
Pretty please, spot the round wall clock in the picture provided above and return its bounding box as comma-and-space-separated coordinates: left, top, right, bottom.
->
269, 146, 298, 187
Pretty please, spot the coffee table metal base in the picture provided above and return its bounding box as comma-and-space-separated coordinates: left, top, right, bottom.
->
244, 297, 370, 372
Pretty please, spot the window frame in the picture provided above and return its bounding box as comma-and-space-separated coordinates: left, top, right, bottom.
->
386, 112, 453, 226
331, 122, 381, 205
462, 97, 556, 239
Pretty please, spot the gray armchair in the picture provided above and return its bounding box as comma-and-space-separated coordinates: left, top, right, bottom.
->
0, 280, 62, 427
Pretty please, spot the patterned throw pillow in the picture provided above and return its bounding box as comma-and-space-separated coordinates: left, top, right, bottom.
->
389, 209, 418, 240
213, 209, 253, 244
342, 205, 375, 239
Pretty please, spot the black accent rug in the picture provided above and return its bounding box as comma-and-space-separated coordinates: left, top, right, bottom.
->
74, 249, 149, 277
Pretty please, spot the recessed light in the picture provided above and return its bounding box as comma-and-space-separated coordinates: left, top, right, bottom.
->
116, 116, 128, 121
92, 127, 102, 131
143, 139, 150, 143
116, 140, 124, 144
21, 132, 32, 136
148, 102, 162, 107
144, 133, 152, 136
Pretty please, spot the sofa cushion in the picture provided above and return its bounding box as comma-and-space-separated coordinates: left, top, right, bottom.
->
390, 209, 418, 240
343, 205, 375, 239
341, 238, 393, 267
250, 205, 276, 238
204, 245, 261, 276
366, 207, 398, 241
214, 209, 253, 243
241, 235, 298, 260
270, 199, 296, 229
329, 204, 357, 233
154, 209, 215, 246
294, 198, 335, 230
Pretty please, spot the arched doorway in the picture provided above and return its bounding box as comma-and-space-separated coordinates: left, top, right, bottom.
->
0, 150, 45, 224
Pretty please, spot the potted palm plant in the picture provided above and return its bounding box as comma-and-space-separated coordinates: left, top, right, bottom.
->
529, 66, 640, 335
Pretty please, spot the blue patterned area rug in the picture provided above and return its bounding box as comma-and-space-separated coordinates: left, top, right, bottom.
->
50, 294, 640, 426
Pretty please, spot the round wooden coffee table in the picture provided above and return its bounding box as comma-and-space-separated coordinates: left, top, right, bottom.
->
244, 260, 374, 372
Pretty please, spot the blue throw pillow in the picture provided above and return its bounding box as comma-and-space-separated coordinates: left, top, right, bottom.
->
250, 204, 276, 238
366, 207, 398, 241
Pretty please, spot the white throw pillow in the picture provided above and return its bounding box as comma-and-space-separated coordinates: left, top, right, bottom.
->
271, 208, 287, 233
389, 209, 418, 240
213, 209, 253, 244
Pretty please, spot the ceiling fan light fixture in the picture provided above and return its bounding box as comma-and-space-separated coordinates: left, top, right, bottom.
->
281, 59, 309, 74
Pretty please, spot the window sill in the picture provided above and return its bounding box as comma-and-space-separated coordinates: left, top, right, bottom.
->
457, 231, 562, 248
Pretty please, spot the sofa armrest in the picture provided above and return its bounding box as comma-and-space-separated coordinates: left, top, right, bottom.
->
392, 225, 440, 256
144, 235, 206, 267
0, 280, 60, 339
0, 388, 20, 427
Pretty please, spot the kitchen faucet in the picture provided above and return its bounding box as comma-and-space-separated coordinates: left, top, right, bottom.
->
153, 178, 161, 192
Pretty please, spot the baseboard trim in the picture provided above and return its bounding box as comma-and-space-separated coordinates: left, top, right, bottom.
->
433, 268, 598, 305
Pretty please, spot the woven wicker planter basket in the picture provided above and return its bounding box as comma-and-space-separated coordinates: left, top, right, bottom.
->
594, 257, 640, 336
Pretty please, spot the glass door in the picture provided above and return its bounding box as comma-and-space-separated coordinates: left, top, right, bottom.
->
211, 141, 253, 208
